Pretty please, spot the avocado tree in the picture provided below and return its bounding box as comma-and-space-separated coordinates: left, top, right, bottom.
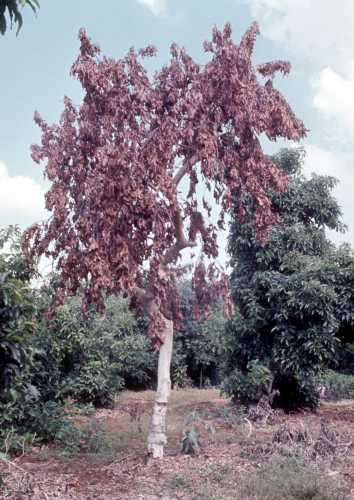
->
23, 23, 305, 458
224, 149, 346, 410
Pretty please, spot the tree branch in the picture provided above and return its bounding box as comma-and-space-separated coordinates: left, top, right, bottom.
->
163, 237, 197, 265
163, 156, 200, 265
163, 206, 197, 265
173, 154, 198, 186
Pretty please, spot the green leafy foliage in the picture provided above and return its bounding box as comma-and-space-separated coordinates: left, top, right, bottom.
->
0, 376, 80, 455
173, 281, 227, 388
34, 294, 156, 407
0, 226, 157, 452
223, 358, 272, 404
0, 226, 37, 401
224, 149, 349, 410
0, 0, 39, 35
0, 227, 76, 454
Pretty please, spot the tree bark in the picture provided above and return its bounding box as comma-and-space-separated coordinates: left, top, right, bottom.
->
147, 317, 173, 459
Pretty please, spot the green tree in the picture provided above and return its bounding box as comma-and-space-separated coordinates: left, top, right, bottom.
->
224, 149, 347, 410
0, 0, 39, 35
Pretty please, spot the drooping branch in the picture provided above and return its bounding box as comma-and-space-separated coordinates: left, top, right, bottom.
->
132, 285, 150, 306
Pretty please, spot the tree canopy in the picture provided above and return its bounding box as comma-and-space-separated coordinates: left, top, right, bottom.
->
23, 23, 306, 344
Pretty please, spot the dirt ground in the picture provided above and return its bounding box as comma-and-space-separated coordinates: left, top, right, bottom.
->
1, 389, 354, 499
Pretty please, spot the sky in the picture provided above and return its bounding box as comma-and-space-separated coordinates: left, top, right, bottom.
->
1, 0, 354, 264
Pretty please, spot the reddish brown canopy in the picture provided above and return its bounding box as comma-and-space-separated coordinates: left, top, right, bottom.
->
23, 23, 306, 343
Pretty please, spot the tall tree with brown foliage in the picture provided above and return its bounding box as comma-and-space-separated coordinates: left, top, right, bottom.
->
23, 22, 306, 458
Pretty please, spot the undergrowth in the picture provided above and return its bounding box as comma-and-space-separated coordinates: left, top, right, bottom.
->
243, 455, 345, 500
321, 371, 354, 401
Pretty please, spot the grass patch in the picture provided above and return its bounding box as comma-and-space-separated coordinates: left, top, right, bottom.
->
38, 417, 143, 462
242, 455, 345, 500
165, 473, 192, 490
190, 493, 218, 500
321, 371, 354, 401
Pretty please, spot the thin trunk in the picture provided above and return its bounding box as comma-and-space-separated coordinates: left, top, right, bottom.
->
147, 317, 173, 459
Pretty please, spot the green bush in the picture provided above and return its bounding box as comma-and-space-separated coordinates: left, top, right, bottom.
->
223, 360, 272, 404
0, 226, 37, 400
273, 374, 321, 411
0, 227, 156, 453
0, 376, 80, 454
35, 295, 156, 407
174, 281, 227, 388
60, 359, 124, 408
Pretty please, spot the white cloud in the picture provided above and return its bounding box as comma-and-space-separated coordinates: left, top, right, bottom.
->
303, 145, 354, 246
246, 0, 354, 71
137, 0, 167, 16
245, 0, 354, 197
312, 66, 354, 141
0, 161, 47, 227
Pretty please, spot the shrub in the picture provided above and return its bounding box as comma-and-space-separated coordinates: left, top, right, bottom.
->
60, 359, 124, 408
0, 228, 156, 453
272, 374, 320, 411
35, 295, 156, 407
223, 360, 272, 405
0, 226, 37, 400
0, 377, 80, 454
174, 281, 227, 388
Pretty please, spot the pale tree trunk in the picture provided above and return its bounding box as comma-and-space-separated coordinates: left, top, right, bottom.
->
147, 317, 174, 459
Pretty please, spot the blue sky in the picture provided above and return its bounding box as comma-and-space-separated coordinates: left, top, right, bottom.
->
1, 0, 354, 258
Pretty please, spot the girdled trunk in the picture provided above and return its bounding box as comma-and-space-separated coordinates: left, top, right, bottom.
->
147, 317, 173, 459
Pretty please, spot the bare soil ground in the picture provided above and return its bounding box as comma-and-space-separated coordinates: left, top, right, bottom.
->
1, 389, 354, 499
